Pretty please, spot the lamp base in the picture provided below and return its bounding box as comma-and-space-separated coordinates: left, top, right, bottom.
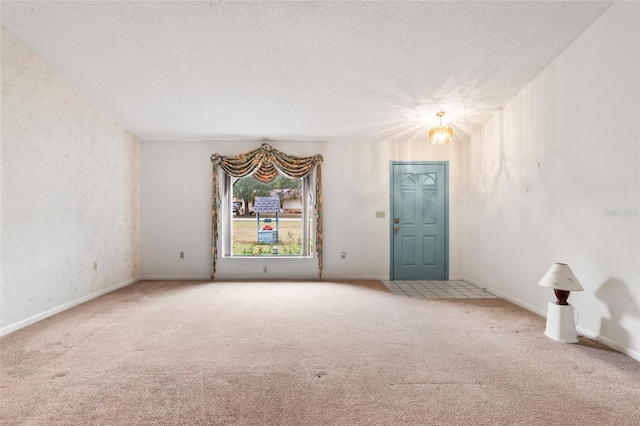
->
544, 302, 578, 343
554, 289, 571, 305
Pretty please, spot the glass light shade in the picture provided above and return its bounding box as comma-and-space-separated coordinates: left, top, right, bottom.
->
429, 126, 453, 144
538, 263, 584, 291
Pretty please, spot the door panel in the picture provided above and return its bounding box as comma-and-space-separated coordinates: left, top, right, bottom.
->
422, 189, 437, 224
401, 236, 416, 265
402, 190, 416, 224
391, 162, 448, 280
422, 235, 437, 266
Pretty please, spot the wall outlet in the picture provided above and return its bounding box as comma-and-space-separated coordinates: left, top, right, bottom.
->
341, 252, 346, 259
180, 251, 185, 259
375, 211, 385, 218
263, 266, 268, 274
93, 261, 98, 271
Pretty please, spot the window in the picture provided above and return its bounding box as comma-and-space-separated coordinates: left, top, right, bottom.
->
230, 173, 312, 256
210, 143, 323, 278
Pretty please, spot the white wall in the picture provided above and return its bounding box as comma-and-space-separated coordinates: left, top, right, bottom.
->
0, 29, 141, 333
462, 1, 640, 359
141, 138, 464, 280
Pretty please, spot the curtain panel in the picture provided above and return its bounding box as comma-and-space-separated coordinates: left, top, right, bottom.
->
210, 143, 323, 279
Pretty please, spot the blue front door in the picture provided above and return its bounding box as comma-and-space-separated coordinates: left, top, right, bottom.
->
391, 162, 448, 280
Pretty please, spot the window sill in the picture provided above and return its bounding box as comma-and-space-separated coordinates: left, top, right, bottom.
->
223, 255, 314, 259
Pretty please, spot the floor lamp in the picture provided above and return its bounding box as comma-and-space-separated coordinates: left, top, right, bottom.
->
538, 263, 583, 343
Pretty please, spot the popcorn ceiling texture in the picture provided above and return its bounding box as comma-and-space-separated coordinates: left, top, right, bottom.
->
0, 1, 613, 142
1, 29, 141, 330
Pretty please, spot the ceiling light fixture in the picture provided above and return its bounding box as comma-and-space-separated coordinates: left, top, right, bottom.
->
428, 112, 453, 144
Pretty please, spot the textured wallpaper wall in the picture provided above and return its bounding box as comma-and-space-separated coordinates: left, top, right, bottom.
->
1, 29, 141, 330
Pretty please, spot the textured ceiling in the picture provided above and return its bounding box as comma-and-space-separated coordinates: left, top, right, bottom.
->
1, 1, 613, 143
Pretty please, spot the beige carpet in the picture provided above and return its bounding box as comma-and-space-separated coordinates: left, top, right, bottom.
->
1, 280, 639, 425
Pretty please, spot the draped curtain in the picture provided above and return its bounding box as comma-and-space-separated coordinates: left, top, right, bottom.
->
210, 143, 323, 279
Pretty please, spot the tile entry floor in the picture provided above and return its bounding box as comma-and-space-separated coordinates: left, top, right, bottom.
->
382, 280, 498, 299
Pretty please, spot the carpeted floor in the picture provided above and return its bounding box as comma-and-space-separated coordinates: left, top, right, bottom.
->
1, 280, 639, 425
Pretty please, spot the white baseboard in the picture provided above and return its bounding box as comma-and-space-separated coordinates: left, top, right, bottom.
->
322, 275, 389, 281
141, 275, 392, 281
576, 327, 640, 362
140, 275, 212, 281
0, 277, 141, 337
460, 276, 640, 362
142, 275, 391, 282
213, 274, 320, 281
460, 276, 547, 317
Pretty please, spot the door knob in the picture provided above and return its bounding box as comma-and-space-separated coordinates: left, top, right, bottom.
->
394, 226, 400, 232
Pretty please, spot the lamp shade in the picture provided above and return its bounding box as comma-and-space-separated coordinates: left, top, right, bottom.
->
538, 263, 583, 291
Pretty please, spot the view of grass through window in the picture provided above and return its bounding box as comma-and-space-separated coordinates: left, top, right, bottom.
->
232, 173, 311, 256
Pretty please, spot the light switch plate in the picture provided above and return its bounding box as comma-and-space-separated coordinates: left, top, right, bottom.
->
375, 211, 385, 218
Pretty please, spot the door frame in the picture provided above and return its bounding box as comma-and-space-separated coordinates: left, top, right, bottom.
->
389, 161, 449, 281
